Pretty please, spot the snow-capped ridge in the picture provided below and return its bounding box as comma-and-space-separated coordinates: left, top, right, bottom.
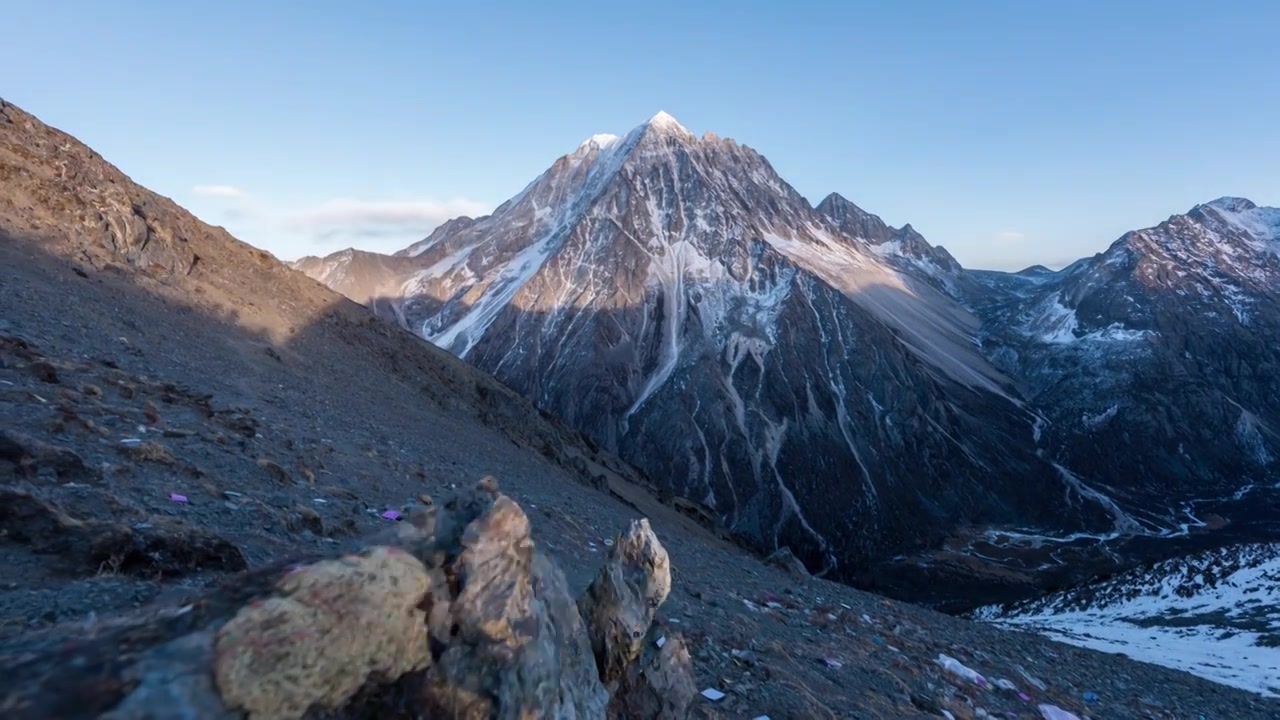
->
1202, 196, 1258, 213
578, 133, 621, 152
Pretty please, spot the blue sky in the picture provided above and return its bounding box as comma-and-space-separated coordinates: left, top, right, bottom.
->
6, 0, 1278, 269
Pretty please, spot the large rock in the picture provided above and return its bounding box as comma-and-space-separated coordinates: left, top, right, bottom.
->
578, 518, 673, 686
609, 628, 697, 720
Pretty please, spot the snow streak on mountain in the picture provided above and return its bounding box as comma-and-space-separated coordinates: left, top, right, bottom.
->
297, 113, 1280, 612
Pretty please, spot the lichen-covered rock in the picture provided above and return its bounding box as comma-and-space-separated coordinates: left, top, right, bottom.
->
766, 546, 811, 579
578, 518, 672, 685
609, 629, 697, 720
213, 546, 434, 720
419, 489, 610, 719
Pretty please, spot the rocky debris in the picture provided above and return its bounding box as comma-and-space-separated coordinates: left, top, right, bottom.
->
28, 360, 60, 384
0, 477, 690, 720
765, 547, 810, 579
0, 430, 93, 482
0, 486, 247, 578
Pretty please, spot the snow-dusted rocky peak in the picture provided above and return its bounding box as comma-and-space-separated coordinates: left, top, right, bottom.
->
974, 542, 1280, 696
396, 216, 481, 258
975, 197, 1280, 350
816, 193, 969, 299
298, 113, 1280, 612
300, 112, 1081, 593
1061, 197, 1280, 325
815, 192, 896, 244
291, 248, 418, 305
966, 198, 1280, 580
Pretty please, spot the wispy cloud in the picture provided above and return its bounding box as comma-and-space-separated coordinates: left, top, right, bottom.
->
994, 230, 1026, 243
193, 184, 247, 198
284, 198, 491, 240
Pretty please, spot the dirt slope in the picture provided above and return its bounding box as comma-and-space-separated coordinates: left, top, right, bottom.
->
2, 97, 1278, 719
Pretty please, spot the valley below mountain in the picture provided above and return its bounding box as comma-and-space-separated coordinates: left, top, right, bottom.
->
298, 112, 1280, 614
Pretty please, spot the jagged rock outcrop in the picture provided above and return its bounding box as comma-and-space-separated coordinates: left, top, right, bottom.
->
579, 519, 672, 685
765, 546, 810, 579
816, 192, 973, 299
0, 478, 689, 720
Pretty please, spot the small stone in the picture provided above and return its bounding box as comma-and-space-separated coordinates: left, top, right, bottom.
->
30, 361, 59, 383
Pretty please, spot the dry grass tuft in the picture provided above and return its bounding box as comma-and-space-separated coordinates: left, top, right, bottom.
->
124, 441, 175, 464
256, 457, 291, 483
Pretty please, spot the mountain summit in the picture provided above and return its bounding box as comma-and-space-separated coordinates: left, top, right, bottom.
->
298, 113, 1280, 609
299, 114, 1096, 597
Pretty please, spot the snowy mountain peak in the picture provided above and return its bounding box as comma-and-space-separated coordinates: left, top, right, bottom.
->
1203, 196, 1258, 213
634, 110, 696, 142
645, 110, 684, 130
577, 133, 621, 152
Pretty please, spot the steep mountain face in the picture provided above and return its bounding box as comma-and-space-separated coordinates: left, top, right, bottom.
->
816, 193, 973, 299
298, 112, 1116, 590
298, 111, 1280, 608
970, 198, 1280, 543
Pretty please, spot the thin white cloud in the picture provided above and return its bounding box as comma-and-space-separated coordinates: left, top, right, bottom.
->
994, 230, 1026, 243
284, 197, 491, 240
193, 184, 247, 198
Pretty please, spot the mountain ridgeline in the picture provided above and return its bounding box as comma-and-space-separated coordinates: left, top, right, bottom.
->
296, 113, 1280, 608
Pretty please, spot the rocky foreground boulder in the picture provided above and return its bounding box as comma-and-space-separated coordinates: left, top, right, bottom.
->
0, 477, 694, 720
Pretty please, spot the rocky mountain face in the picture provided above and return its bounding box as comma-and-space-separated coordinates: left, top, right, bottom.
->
815, 192, 974, 299
961, 198, 1280, 583
298, 111, 1280, 608
300, 112, 1142, 602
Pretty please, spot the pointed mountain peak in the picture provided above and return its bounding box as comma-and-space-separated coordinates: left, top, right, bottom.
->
817, 192, 874, 218
634, 110, 695, 142
817, 192, 895, 244
646, 110, 684, 129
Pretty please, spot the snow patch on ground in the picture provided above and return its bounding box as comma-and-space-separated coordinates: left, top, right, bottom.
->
975, 543, 1280, 697
1081, 404, 1119, 429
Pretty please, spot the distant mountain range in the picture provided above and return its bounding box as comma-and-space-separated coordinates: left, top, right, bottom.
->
296, 112, 1280, 610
